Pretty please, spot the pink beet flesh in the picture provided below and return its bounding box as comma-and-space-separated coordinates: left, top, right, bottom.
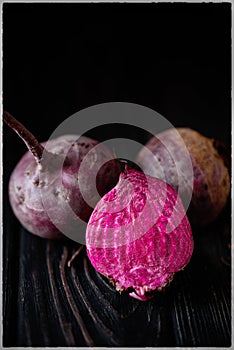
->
86, 168, 194, 301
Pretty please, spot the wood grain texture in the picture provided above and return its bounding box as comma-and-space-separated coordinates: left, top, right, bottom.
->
3, 199, 231, 347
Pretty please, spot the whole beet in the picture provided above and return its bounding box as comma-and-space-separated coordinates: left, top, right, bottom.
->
5, 111, 121, 239
86, 167, 193, 301
136, 128, 230, 227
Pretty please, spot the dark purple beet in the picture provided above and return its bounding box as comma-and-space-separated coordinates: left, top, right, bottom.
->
4, 111, 121, 239
136, 128, 230, 227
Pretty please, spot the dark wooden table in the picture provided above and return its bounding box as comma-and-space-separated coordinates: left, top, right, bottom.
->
3, 197, 231, 347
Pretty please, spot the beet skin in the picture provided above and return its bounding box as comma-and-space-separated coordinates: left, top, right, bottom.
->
5, 111, 121, 239
136, 128, 230, 227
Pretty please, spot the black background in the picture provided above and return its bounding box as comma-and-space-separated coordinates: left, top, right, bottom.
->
4, 4, 231, 154
3, 3, 231, 347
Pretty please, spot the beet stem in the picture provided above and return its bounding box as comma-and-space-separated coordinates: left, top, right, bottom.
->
67, 245, 84, 267
3, 111, 45, 163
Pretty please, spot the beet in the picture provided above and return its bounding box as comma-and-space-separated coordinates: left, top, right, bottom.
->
136, 128, 230, 227
4, 111, 121, 239
86, 167, 193, 301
